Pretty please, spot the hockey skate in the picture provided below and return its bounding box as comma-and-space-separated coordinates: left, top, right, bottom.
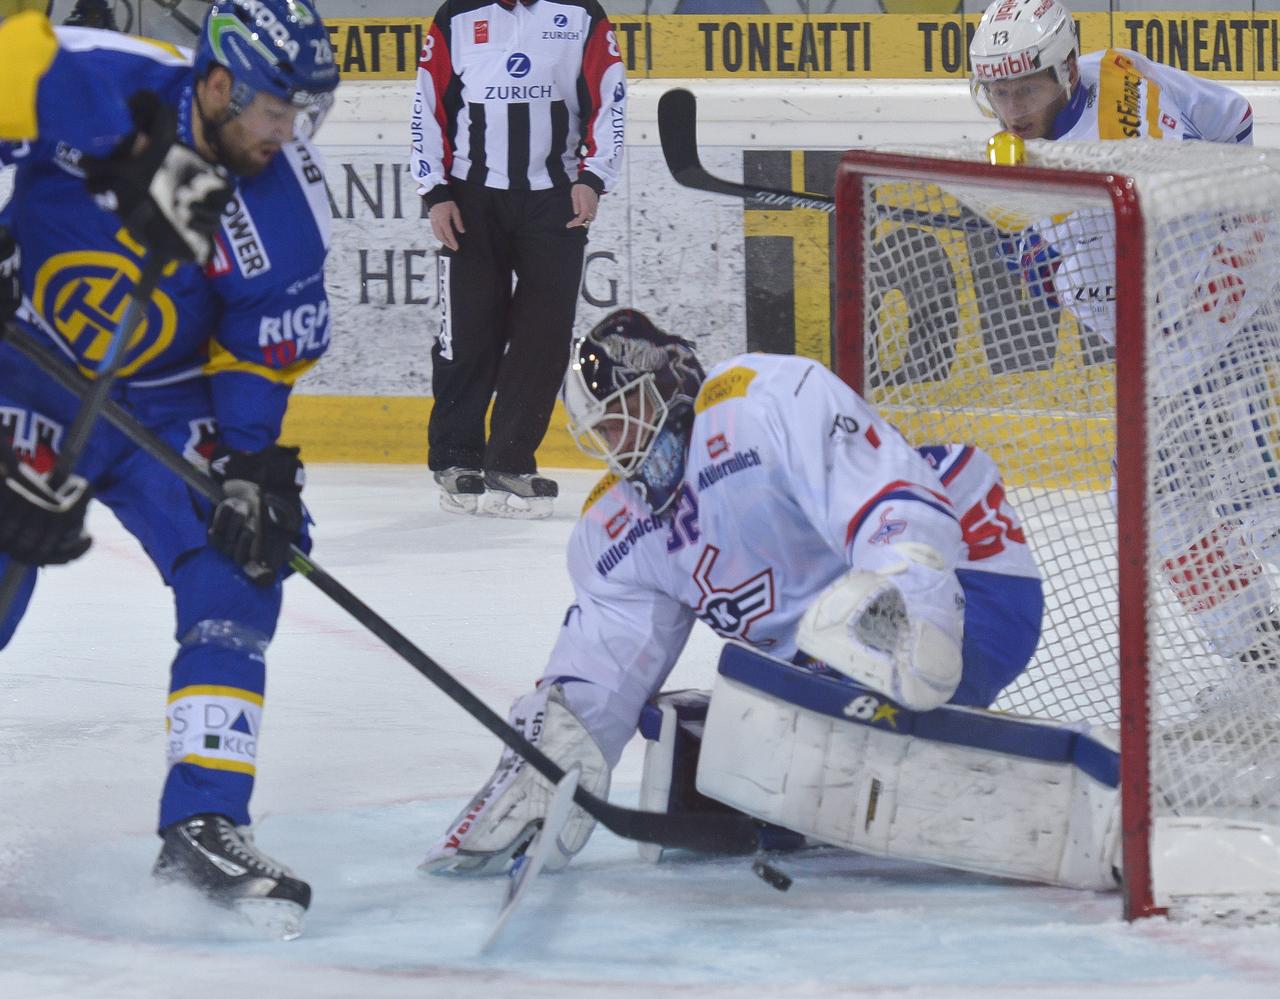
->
434, 466, 485, 514
153, 814, 311, 940
479, 471, 558, 520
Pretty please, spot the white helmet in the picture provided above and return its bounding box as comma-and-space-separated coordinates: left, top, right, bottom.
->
969, 0, 1079, 119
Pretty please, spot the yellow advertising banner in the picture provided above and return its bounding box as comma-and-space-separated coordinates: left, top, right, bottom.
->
325, 12, 1280, 81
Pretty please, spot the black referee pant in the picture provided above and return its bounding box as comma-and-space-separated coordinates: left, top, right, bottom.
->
428, 181, 587, 476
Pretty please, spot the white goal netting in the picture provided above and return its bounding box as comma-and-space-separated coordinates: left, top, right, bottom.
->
840, 138, 1280, 917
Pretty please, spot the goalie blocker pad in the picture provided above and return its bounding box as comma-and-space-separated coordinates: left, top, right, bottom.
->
643, 643, 1121, 890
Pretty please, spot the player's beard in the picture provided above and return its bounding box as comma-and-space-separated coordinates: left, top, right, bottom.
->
217, 123, 282, 178
200, 108, 280, 178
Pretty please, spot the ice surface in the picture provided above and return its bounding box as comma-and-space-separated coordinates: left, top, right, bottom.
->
3, 466, 1280, 998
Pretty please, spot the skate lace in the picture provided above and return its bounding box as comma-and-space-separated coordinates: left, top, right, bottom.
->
214, 818, 287, 878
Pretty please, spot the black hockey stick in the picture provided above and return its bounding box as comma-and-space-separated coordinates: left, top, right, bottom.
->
657, 88, 1000, 236
658, 88, 835, 214
0, 254, 166, 620
1, 321, 764, 857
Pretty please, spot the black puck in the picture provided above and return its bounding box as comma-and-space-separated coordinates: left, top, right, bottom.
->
752, 858, 793, 892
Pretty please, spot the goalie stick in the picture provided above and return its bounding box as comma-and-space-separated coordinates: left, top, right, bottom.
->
0, 321, 764, 859
480, 766, 580, 952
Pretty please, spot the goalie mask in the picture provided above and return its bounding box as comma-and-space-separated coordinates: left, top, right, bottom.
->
969, 0, 1078, 135
564, 310, 705, 515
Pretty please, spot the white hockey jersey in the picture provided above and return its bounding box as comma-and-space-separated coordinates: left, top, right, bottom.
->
1053, 48, 1253, 144
542, 353, 1040, 764
1038, 48, 1258, 355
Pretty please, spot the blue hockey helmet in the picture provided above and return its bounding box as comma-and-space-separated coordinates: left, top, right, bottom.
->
194, 0, 339, 139
564, 310, 705, 514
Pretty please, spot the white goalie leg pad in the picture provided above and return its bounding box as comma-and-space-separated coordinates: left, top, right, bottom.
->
695, 644, 1122, 890
797, 542, 964, 711
420, 683, 610, 876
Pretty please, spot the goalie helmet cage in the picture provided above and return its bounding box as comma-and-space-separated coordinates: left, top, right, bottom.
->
833, 141, 1280, 923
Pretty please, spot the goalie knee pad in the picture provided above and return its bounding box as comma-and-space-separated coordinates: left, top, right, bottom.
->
420, 682, 610, 876
797, 543, 964, 711
637, 690, 804, 862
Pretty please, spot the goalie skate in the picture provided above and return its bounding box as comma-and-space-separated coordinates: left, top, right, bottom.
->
153, 814, 311, 941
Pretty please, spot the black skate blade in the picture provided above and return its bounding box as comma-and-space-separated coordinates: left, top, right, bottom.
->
233, 897, 307, 941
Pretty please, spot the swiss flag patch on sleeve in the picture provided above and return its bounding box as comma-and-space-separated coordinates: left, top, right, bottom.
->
474, 20, 489, 43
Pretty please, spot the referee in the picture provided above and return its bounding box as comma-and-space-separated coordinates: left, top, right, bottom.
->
411, 0, 626, 519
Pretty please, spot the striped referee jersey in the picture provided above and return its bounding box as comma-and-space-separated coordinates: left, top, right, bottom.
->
411, 0, 625, 201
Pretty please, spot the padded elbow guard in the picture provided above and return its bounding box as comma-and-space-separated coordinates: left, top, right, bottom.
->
797, 543, 965, 711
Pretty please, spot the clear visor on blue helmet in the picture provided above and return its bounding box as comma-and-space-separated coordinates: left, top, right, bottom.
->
228, 80, 334, 142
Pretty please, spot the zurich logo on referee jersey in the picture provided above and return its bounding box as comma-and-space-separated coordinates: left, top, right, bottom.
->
507, 53, 532, 77
554, 13, 568, 26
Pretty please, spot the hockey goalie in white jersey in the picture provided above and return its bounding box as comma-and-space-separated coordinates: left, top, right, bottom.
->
422, 310, 1121, 890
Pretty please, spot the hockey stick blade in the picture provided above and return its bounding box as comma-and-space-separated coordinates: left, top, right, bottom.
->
657, 90, 1007, 236
481, 766, 580, 952
657, 88, 834, 214
1, 322, 763, 858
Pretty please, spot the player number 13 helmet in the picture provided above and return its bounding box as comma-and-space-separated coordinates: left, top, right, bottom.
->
969, 0, 1079, 119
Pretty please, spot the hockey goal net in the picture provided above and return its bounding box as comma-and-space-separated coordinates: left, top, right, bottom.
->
834, 140, 1280, 922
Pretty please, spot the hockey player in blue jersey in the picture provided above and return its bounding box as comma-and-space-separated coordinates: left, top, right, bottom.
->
0, 1, 338, 936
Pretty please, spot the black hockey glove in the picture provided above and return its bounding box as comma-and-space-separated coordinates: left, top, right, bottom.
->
82, 91, 233, 265
207, 444, 305, 587
0, 440, 93, 567
0, 226, 19, 327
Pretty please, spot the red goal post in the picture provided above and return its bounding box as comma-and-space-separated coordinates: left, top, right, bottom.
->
834, 141, 1280, 922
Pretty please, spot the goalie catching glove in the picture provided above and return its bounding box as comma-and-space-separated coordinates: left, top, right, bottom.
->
420, 683, 610, 876
797, 543, 966, 712
82, 91, 233, 265
0, 439, 92, 567
207, 444, 305, 586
